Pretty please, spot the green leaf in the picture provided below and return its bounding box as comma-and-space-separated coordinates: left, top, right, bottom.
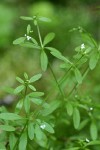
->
78, 119, 89, 131
31, 98, 42, 105
67, 147, 80, 150
27, 24, 31, 34
41, 100, 61, 116
43, 33, 55, 46
28, 92, 44, 97
66, 102, 73, 116
86, 140, 100, 147
13, 37, 26, 45
0, 113, 22, 120
73, 107, 80, 129
35, 124, 44, 140
20, 16, 33, 20
14, 85, 25, 94
29, 74, 42, 83
89, 52, 99, 70
16, 77, 24, 84
9, 133, 17, 150
41, 122, 54, 133
90, 121, 98, 140
20, 42, 40, 49
19, 131, 27, 150
74, 68, 82, 84
15, 99, 23, 114
0, 125, 15, 131
28, 85, 36, 91
24, 72, 28, 79
24, 96, 30, 113
39, 16, 51, 22
40, 50, 48, 71
28, 122, 34, 140
31, 38, 38, 45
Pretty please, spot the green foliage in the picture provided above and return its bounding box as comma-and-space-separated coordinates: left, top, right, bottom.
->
0, 14, 100, 150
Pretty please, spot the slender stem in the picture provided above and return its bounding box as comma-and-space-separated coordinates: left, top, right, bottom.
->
48, 62, 65, 98
36, 23, 43, 48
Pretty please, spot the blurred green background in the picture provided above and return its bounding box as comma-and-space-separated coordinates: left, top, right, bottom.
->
0, 0, 100, 102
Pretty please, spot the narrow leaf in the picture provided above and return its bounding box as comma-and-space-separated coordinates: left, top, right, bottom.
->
16, 77, 24, 84
86, 140, 100, 146
14, 85, 25, 94
27, 24, 31, 34
28, 122, 34, 140
43, 33, 55, 46
40, 50, 48, 71
20, 16, 33, 20
20, 42, 40, 49
41, 122, 54, 133
73, 107, 80, 129
0, 125, 15, 131
19, 131, 27, 150
28, 85, 36, 91
29, 92, 44, 97
35, 124, 43, 140
29, 74, 42, 83
31, 98, 42, 105
9, 133, 17, 150
74, 68, 82, 84
13, 37, 26, 45
24, 96, 30, 113
89, 52, 99, 70
90, 121, 98, 140
39, 16, 51, 22
66, 102, 73, 116
0, 113, 22, 120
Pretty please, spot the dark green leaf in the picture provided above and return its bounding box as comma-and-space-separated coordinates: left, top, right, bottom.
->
29, 74, 42, 83
40, 50, 48, 71
0, 113, 22, 120
89, 52, 99, 70
73, 107, 80, 129
74, 68, 82, 84
28, 122, 34, 140
90, 121, 98, 140
0, 125, 15, 131
43, 33, 55, 46
19, 131, 27, 150
13, 37, 26, 45
14, 85, 25, 94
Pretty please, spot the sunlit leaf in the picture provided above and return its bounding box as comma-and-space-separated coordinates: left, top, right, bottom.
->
0, 113, 22, 120
43, 33, 55, 46
29, 74, 42, 83
0, 125, 15, 131
14, 85, 25, 94
20, 16, 33, 20
40, 50, 48, 71
13, 37, 26, 45
28, 122, 34, 140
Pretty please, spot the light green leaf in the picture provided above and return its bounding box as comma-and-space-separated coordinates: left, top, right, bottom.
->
19, 131, 27, 150
16, 77, 24, 84
28, 85, 36, 91
67, 147, 80, 150
24, 96, 30, 113
43, 33, 55, 46
41, 100, 61, 116
14, 85, 25, 94
13, 37, 26, 45
39, 16, 51, 22
78, 119, 89, 130
41, 122, 54, 133
73, 107, 80, 129
74, 68, 82, 84
27, 24, 31, 34
31, 98, 42, 105
0, 125, 15, 131
15, 99, 23, 114
20, 16, 33, 20
24, 72, 28, 79
90, 121, 98, 140
9, 133, 17, 150
29, 74, 42, 83
28, 92, 44, 97
40, 50, 48, 71
89, 52, 99, 70
20, 42, 40, 49
31, 38, 38, 45
35, 124, 44, 140
28, 122, 34, 140
66, 102, 73, 116
86, 140, 100, 147
0, 113, 22, 120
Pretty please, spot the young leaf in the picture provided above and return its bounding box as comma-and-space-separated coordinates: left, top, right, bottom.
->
14, 85, 25, 94
43, 33, 55, 46
9, 133, 17, 150
0, 113, 22, 120
40, 50, 48, 71
29, 92, 44, 97
74, 68, 82, 84
73, 107, 80, 129
66, 102, 73, 116
19, 131, 27, 150
24, 96, 30, 113
89, 52, 99, 70
41, 122, 54, 133
90, 121, 98, 140
16, 77, 24, 84
39, 16, 51, 22
0, 125, 15, 131
27, 24, 31, 35
29, 74, 42, 83
28, 122, 34, 140
13, 37, 26, 45
28, 85, 36, 91
20, 16, 33, 20
31, 98, 42, 105
24, 72, 28, 79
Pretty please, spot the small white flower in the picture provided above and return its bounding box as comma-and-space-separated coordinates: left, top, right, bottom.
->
26, 35, 31, 40
40, 124, 46, 129
81, 43, 85, 49
24, 34, 27, 36
86, 138, 90, 143
89, 107, 93, 111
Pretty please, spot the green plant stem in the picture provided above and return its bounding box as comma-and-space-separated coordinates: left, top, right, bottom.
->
36, 23, 43, 48
48, 62, 65, 98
